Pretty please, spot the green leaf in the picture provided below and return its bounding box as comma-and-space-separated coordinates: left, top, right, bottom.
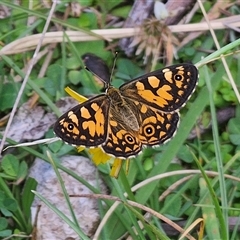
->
143, 157, 153, 171
77, 0, 93, 7
161, 164, 183, 188
1, 154, 19, 177
17, 161, 28, 182
78, 12, 97, 28
66, 57, 81, 69
3, 198, 18, 212
164, 194, 182, 217
0, 217, 8, 231
0, 208, 12, 217
111, 6, 131, 18
228, 118, 240, 134
74, 40, 106, 58
184, 47, 196, 56
45, 64, 63, 95
68, 70, 82, 85
116, 59, 143, 80
22, 177, 37, 219
0, 83, 21, 111
228, 117, 240, 145
48, 140, 65, 153
229, 134, 240, 145
76, 69, 99, 92
56, 144, 75, 157
199, 178, 221, 239
177, 145, 194, 163
0, 229, 12, 237
103, 0, 122, 11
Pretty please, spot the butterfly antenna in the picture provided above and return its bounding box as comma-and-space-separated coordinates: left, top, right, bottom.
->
109, 52, 118, 85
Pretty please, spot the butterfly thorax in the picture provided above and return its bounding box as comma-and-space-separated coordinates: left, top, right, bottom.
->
107, 86, 140, 131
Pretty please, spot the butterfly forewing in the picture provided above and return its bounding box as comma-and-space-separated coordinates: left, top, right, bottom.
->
120, 64, 198, 112
54, 95, 110, 146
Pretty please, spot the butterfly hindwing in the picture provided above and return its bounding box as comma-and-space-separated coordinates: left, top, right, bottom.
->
54, 95, 110, 146
101, 111, 143, 159
120, 64, 198, 112
138, 105, 180, 146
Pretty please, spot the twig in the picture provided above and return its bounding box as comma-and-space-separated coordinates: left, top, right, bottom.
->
0, 16, 239, 55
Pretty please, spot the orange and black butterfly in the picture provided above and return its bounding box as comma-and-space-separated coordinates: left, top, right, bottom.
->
54, 63, 198, 159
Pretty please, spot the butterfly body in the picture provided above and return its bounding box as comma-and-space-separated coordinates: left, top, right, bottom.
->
107, 86, 141, 131
54, 63, 198, 159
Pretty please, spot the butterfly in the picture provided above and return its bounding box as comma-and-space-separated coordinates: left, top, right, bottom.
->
54, 63, 198, 159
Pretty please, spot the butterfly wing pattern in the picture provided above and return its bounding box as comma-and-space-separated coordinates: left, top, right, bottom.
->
101, 102, 180, 158
101, 111, 143, 158
54, 95, 110, 147
54, 63, 198, 159
120, 64, 198, 112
